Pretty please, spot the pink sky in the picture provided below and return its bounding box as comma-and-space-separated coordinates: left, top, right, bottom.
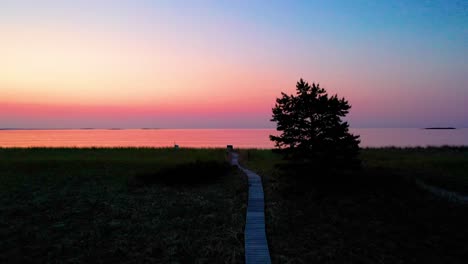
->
1, 1, 467, 128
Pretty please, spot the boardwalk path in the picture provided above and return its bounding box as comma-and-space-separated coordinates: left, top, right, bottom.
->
231, 152, 271, 264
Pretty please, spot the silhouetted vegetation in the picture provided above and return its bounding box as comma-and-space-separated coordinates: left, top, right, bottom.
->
270, 79, 360, 170
131, 160, 233, 186
2, 147, 467, 263
0, 148, 247, 263
240, 147, 468, 263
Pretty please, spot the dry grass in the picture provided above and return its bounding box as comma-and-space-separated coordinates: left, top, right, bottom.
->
240, 147, 468, 263
0, 148, 247, 263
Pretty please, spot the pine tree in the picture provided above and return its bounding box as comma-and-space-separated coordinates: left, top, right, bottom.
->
270, 79, 360, 169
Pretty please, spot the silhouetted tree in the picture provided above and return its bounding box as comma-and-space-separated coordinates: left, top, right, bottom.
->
270, 79, 360, 169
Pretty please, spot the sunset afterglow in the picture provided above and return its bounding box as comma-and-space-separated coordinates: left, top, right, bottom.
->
1, 1, 467, 128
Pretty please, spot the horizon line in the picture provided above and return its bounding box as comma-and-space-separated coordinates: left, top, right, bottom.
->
0, 127, 465, 130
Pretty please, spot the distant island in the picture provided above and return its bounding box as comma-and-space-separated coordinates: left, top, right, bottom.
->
424, 127, 456, 130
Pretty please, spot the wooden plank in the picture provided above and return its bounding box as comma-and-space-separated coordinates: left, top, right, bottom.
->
231, 152, 271, 264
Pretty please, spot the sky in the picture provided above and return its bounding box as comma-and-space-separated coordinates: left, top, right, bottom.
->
1, 0, 467, 128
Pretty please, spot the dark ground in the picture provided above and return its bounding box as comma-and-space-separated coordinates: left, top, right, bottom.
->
0, 148, 247, 263
240, 147, 468, 263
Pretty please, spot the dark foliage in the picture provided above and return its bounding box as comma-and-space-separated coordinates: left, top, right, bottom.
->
0, 149, 247, 263
131, 160, 233, 187
241, 149, 468, 263
270, 79, 360, 169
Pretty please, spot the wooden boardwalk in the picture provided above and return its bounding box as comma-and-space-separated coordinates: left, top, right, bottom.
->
231, 153, 271, 264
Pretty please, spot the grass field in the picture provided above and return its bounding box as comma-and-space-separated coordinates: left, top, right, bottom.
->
1, 147, 468, 263
239, 147, 468, 263
361, 147, 468, 194
0, 148, 247, 263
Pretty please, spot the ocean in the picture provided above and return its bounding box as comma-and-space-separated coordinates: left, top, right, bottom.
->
1, 128, 467, 148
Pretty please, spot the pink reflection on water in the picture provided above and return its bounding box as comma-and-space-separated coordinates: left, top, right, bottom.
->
352, 128, 468, 147
0, 128, 467, 148
0, 129, 277, 148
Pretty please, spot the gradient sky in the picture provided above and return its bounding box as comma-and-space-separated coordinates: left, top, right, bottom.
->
1, 0, 467, 128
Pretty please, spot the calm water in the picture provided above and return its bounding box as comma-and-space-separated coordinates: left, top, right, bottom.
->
0, 128, 467, 148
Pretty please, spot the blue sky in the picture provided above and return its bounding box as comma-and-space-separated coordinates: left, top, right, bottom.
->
1, 0, 467, 128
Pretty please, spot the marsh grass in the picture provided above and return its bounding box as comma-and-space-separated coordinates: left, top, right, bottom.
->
361, 146, 468, 194
131, 160, 234, 186
240, 147, 468, 263
0, 148, 247, 263
2, 147, 467, 263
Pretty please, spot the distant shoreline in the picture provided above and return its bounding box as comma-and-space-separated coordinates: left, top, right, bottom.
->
0, 127, 465, 131
0, 128, 161, 130
424, 127, 456, 130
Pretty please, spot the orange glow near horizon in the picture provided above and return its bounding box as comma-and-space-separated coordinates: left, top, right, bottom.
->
1, 1, 466, 128
1, 24, 286, 114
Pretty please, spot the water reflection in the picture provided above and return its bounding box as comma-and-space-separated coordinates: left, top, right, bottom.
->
0, 128, 467, 148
